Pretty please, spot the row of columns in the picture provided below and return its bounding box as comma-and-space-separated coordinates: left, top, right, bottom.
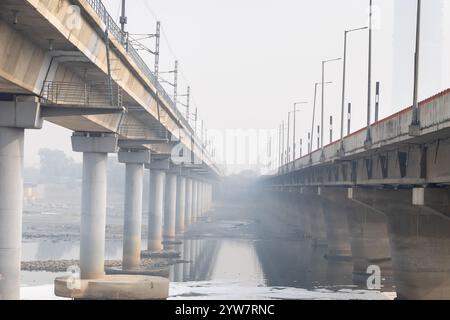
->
0, 96, 215, 299
272, 185, 450, 299
77, 134, 214, 276
73, 133, 214, 278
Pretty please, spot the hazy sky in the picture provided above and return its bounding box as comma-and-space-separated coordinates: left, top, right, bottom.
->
24, 0, 450, 171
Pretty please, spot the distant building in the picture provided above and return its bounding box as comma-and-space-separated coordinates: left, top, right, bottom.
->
23, 183, 41, 203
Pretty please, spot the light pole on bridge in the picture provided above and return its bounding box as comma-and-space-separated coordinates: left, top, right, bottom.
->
409, 0, 422, 136
290, 102, 308, 162
339, 26, 367, 156
364, 0, 374, 149
320, 58, 341, 161
310, 81, 332, 157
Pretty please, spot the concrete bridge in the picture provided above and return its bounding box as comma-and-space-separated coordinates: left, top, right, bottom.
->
0, 0, 219, 299
264, 89, 450, 299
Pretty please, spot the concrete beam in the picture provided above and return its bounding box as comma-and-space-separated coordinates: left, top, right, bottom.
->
0, 99, 42, 129
146, 158, 170, 171
72, 132, 119, 153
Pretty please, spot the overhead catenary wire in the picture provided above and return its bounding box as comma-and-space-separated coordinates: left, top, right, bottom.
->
122, 0, 210, 147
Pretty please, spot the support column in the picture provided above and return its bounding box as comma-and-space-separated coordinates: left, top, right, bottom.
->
199, 182, 205, 217
302, 187, 327, 246
197, 181, 203, 219
0, 98, 41, 299
192, 180, 198, 223
319, 187, 352, 259
203, 183, 208, 214
71, 133, 118, 280
119, 150, 150, 271
175, 175, 186, 234
163, 173, 177, 239
147, 169, 166, 252
353, 187, 450, 299
0, 127, 24, 300
347, 188, 392, 286
184, 178, 193, 228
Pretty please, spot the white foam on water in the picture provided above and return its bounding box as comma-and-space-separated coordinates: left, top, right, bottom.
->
169, 280, 397, 300
19, 280, 396, 300
21, 285, 68, 300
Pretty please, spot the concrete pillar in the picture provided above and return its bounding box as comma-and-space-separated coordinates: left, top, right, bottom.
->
203, 183, 208, 214
197, 181, 202, 219
184, 178, 193, 227
353, 187, 450, 299
118, 150, 150, 271
0, 99, 41, 299
347, 188, 392, 286
192, 180, 198, 223
208, 184, 212, 210
79, 152, 107, 279
0, 127, 24, 300
199, 182, 205, 217
71, 133, 118, 279
147, 170, 165, 252
319, 188, 352, 259
302, 188, 327, 246
175, 176, 186, 234
163, 173, 177, 239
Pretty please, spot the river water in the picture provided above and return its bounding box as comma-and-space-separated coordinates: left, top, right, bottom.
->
19, 191, 396, 300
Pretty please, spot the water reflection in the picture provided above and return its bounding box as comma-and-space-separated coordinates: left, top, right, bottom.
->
169, 238, 359, 292
22, 240, 124, 261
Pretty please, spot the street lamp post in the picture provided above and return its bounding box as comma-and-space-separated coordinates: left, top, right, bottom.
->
409, 0, 422, 136
286, 113, 290, 164
291, 102, 308, 162
321, 58, 341, 161
339, 26, 368, 156
310, 81, 332, 158
364, 0, 374, 149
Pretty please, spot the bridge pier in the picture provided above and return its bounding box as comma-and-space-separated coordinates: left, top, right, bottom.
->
71, 133, 118, 279
176, 175, 187, 234
302, 187, 327, 246
184, 178, 193, 228
346, 188, 392, 286
55, 134, 169, 299
163, 172, 178, 245
118, 150, 150, 271
352, 187, 450, 299
198, 181, 204, 219
145, 159, 169, 252
0, 98, 41, 300
192, 180, 199, 223
319, 188, 352, 259
0, 127, 24, 300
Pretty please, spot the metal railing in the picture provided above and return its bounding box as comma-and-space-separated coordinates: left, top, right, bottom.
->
41, 81, 123, 107
83, 0, 217, 169
84, 0, 193, 130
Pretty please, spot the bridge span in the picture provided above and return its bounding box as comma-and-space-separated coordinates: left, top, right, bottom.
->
0, 0, 219, 299
264, 89, 450, 299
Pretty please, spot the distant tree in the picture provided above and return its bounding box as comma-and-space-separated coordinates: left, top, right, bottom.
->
38, 149, 81, 182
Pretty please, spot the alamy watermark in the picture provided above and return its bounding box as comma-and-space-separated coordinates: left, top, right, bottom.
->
366, 265, 382, 290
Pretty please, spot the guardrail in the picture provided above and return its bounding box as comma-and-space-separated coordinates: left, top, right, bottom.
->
41, 81, 123, 107
84, 0, 194, 133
